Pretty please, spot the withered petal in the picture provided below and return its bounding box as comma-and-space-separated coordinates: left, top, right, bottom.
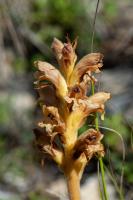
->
76, 129, 103, 146
51, 37, 64, 63
36, 84, 58, 107
86, 92, 110, 108
69, 53, 103, 85
33, 128, 63, 164
38, 105, 65, 136
51, 37, 77, 82
34, 60, 68, 97
33, 128, 50, 146
64, 92, 110, 137
73, 129, 104, 160
61, 41, 77, 82
76, 92, 111, 115
85, 143, 105, 160
43, 106, 65, 126
68, 84, 87, 99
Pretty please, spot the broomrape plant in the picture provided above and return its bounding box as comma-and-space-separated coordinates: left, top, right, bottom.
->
33, 37, 110, 200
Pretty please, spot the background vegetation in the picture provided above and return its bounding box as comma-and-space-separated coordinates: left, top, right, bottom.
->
0, 0, 132, 199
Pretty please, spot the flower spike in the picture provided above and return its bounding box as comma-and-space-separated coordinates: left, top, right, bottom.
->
33, 37, 110, 200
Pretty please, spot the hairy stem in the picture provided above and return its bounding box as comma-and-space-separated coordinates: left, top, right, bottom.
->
66, 169, 80, 200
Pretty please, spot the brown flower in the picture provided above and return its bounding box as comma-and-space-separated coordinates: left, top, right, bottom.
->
33, 128, 63, 164
64, 92, 110, 140
37, 105, 65, 136
35, 83, 58, 107
73, 129, 104, 161
51, 37, 77, 82
68, 84, 87, 99
69, 53, 103, 86
51, 38, 64, 64
34, 61, 68, 98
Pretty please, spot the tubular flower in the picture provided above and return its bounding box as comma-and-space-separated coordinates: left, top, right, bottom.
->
34, 61, 68, 98
73, 129, 104, 161
69, 53, 103, 86
33, 37, 111, 200
51, 37, 77, 83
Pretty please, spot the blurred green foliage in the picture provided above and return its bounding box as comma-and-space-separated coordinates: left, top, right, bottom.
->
13, 58, 27, 74
31, 0, 87, 38
0, 101, 10, 125
78, 123, 89, 135
28, 191, 48, 200
11, 0, 120, 73
103, 0, 118, 19
103, 114, 133, 184
0, 137, 6, 159
103, 114, 128, 147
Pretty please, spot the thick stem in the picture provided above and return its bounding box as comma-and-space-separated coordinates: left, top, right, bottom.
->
66, 170, 81, 200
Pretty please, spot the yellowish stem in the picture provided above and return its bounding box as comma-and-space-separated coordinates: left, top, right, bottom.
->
66, 169, 81, 200
63, 126, 82, 200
